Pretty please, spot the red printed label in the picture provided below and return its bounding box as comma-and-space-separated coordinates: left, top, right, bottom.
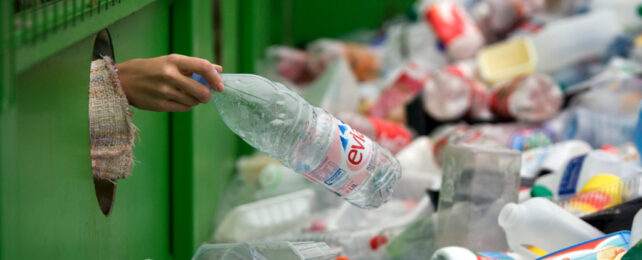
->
491, 76, 523, 119
426, 2, 469, 45
303, 118, 374, 195
368, 116, 412, 153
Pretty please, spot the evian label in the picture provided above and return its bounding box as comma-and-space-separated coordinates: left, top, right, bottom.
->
304, 118, 374, 196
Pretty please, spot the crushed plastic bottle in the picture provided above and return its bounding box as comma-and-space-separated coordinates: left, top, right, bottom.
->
471, 0, 545, 39
193, 73, 401, 209
423, 0, 485, 60
369, 62, 429, 122
489, 74, 563, 123
421, 60, 492, 121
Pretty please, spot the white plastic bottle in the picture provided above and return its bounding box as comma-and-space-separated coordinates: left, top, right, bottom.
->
532, 10, 622, 73
254, 163, 311, 199
213, 189, 315, 242
632, 209, 642, 246
193, 73, 401, 208
498, 197, 605, 259
520, 140, 592, 180
589, 0, 642, 32
535, 150, 642, 198
431, 246, 523, 260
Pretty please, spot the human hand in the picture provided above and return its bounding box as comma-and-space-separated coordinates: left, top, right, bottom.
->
116, 54, 223, 112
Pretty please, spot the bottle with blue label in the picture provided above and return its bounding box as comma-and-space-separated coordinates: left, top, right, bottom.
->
193, 73, 401, 209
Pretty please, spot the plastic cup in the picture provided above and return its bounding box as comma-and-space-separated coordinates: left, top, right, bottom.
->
435, 144, 520, 252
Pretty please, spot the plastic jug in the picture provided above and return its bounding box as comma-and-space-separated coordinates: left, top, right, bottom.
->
498, 197, 605, 259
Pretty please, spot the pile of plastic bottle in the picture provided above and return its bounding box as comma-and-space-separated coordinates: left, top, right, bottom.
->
192, 0, 642, 259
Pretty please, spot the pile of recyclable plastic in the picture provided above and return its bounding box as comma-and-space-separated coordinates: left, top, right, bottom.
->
194, 0, 642, 259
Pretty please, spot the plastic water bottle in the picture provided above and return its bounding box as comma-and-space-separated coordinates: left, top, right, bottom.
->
489, 74, 563, 123
421, 61, 491, 121
193, 73, 401, 209
423, 0, 485, 60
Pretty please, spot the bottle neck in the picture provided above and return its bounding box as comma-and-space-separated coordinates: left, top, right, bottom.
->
498, 202, 521, 229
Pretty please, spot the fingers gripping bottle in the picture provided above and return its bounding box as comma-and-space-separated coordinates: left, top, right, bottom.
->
193, 73, 402, 209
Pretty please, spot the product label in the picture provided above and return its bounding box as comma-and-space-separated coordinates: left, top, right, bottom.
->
538, 231, 630, 260
303, 119, 374, 196
558, 154, 587, 196
368, 64, 428, 119
509, 127, 555, 151
521, 147, 548, 179
568, 191, 613, 214
490, 76, 523, 119
477, 252, 515, 260
368, 116, 412, 153
425, 2, 470, 45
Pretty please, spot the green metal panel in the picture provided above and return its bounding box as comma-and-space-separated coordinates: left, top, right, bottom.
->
1, 2, 172, 259
236, 0, 416, 74
13, 0, 156, 73
288, 0, 417, 46
171, 0, 238, 259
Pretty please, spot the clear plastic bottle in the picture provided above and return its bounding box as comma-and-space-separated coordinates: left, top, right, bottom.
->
489, 74, 563, 123
193, 73, 401, 209
421, 60, 492, 121
423, 0, 485, 60
472, 0, 545, 39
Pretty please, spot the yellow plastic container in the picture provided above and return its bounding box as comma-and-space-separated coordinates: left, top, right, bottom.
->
477, 37, 537, 86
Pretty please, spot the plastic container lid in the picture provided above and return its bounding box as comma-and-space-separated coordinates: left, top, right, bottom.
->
477, 37, 537, 85
531, 185, 553, 199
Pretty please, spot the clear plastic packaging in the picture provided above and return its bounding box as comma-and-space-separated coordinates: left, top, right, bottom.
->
192, 241, 339, 260
214, 189, 315, 242
436, 144, 520, 252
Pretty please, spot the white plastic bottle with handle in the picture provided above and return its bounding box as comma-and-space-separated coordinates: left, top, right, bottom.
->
192, 73, 401, 209
498, 197, 604, 259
